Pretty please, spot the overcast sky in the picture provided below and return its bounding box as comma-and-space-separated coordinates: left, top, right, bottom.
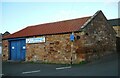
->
0, 0, 119, 34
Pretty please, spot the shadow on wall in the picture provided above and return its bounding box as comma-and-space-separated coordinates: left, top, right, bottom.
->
116, 37, 120, 53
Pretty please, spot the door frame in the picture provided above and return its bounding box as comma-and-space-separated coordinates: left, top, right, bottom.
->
8, 38, 26, 61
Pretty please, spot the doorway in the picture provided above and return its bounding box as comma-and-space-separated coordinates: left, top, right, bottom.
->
9, 39, 26, 61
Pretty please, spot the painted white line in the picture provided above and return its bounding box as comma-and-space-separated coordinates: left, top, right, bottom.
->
22, 70, 40, 74
56, 66, 71, 70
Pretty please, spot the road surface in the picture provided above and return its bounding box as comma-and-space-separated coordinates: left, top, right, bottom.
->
2, 53, 119, 77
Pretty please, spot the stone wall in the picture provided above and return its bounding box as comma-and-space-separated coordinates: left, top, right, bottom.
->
81, 12, 116, 62
26, 34, 74, 64
2, 40, 9, 61
2, 12, 116, 63
113, 26, 120, 37
2, 27, 116, 64
26, 18, 116, 63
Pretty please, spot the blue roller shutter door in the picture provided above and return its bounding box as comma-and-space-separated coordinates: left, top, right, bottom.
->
11, 41, 17, 60
10, 39, 26, 61
20, 40, 26, 61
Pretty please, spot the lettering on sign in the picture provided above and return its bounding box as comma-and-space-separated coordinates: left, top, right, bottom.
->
26, 36, 45, 43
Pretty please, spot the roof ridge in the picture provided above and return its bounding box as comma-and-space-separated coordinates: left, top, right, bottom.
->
108, 18, 120, 20
27, 16, 91, 28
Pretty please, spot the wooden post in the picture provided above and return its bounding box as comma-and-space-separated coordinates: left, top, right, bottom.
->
70, 32, 74, 65
71, 41, 73, 65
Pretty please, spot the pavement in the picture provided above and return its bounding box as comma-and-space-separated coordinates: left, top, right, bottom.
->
1, 52, 119, 77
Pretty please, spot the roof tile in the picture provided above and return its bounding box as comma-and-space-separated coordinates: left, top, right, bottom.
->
3, 16, 91, 39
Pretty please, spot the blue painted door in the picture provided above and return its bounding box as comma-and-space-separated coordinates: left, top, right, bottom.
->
10, 39, 26, 61
16, 41, 21, 61
20, 40, 26, 61
11, 41, 17, 60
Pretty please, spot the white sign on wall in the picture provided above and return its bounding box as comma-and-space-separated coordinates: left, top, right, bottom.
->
26, 36, 45, 43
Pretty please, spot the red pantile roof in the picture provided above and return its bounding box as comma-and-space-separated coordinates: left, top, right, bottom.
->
3, 16, 91, 39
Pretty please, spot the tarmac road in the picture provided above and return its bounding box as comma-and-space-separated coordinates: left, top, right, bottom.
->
2, 52, 119, 77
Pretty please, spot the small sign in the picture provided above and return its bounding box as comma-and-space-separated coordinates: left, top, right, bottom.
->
70, 32, 75, 41
26, 36, 45, 43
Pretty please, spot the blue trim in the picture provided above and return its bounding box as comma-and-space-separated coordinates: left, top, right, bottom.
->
8, 38, 26, 41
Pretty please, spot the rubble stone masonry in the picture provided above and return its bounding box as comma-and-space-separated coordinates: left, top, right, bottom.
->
25, 12, 116, 64
113, 26, 120, 37
2, 12, 116, 64
2, 40, 9, 61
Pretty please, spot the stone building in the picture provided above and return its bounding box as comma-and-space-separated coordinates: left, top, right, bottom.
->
108, 18, 120, 37
2, 10, 116, 64
108, 18, 120, 52
2, 31, 10, 37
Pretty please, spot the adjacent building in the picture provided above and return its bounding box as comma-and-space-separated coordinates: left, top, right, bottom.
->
108, 18, 120, 52
108, 18, 120, 37
2, 10, 116, 64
